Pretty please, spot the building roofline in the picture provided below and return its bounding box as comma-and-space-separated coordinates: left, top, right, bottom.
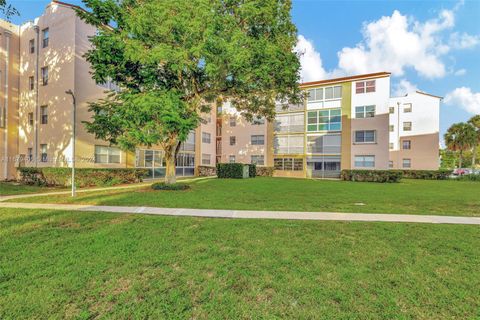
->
300, 72, 391, 88
51, 0, 88, 14
415, 90, 443, 100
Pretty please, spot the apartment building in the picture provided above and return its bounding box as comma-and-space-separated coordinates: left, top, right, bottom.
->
388, 91, 441, 170
222, 72, 441, 178
0, 1, 216, 180
0, 1, 440, 181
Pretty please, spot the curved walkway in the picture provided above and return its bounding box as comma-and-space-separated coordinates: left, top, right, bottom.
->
1, 202, 479, 225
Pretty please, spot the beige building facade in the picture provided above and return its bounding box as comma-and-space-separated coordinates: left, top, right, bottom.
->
0, 1, 440, 181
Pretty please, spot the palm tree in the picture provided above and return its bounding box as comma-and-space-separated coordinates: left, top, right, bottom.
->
468, 115, 480, 170
444, 122, 476, 168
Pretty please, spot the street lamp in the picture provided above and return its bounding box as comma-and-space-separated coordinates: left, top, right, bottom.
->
66, 90, 76, 197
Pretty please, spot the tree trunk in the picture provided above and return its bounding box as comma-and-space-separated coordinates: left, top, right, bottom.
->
163, 138, 179, 185
458, 150, 463, 169
472, 145, 477, 171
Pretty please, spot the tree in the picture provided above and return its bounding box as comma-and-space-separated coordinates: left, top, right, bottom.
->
467, 115, 480, 170
444, 122, 476, 168
77, 0, 301, 184
0, 0, 18, 21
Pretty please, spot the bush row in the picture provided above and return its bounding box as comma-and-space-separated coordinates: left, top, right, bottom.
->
216, 163, 249, 178
394, 170, 452, 180
256, 166, 274, 177
341, 170, 403, 183
17, 167, 148, 187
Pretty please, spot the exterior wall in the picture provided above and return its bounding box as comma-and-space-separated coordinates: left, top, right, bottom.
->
389, 92, 440, 170
196, 109, 216, 169
0, 21, 20, 180
350, 75, 390, 170
219, 101, 268, 165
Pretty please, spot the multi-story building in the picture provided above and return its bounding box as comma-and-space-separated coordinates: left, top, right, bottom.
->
0, 1, 440, 181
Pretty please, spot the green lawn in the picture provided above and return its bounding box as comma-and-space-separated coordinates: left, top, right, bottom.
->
0, 208, 478, 319
0, 182, 62, 196
11, 177, 480, 216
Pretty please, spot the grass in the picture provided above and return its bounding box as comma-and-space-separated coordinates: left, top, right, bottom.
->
0, 182, 63, 196
0, 208, 479, 318
11, 177, 480, 216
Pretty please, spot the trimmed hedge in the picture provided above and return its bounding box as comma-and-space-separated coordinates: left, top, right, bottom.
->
248, 164, 257, 178
341, 170, 403, 183
17, 167, 148, 187
256, 166, 274, 177
455, 174, 480, 182
395, 170, 453, 180
151, 182, 190, 190
216, 163, 246, 179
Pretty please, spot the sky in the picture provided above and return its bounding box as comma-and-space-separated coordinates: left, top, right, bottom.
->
7, 0, 480, 139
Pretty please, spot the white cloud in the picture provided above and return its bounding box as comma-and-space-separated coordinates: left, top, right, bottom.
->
449, 32, 480, 49
444, 87, 480, 114
454, 68, 466, 76
393, 79, 418, 96
337, 9, 455, 79
294, 35, 328, 82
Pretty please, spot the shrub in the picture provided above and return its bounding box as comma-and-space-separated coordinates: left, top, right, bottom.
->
151, 182, 190, 190
17, 167, 148, 187
216, 163, 248, 179
455, 174, 480, 182
397, 170, 452, 180
248, 164, 257, 178
256, 166, 274, 177
341, 170, 403, 183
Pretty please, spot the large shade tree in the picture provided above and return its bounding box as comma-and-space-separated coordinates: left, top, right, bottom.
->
0, 0, 18, 21
444, 122, 476, 168
77, 0, 302, 184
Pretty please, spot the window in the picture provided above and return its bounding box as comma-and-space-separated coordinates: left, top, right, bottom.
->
403, 122, 412, 131
307, 134, 341, 154
29, 39, 35, 53
274, 135, 304, 154
40, 106, 48, 124
402, 158, 411, 168
275, 113, 304, 133
389, 107, 395, 114
41, 67, 48, 85
229, 117, 236, 127
95, 145, 121, 164
403, 103, 412, 113
355, 105, 375, 118
402, 140, 411, 150
389, 143, 394, 150
356, 80, 375, 94
354, 130, 376, 143
251, 135, 264, 145
28, 148, 33, 162
251, 155, 264, 165
28, 112, 34, 126
0, 106, 4, 128
252, 117, 265, 125
202, 132, 211, 144
274, 158, 303, 171
40, 144, 47, 162
307, 85, 342, 102
307, 108, 341, 132
229, 136, 236, 146
229, 155, 235, 163
389, 125, 394, 132
355, 155, 375, 168
42, 28, 49, 48
29, 76, 35, 91
201, 153, 211, 165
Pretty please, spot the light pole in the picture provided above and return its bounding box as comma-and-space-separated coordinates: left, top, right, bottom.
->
66, 90, 76, 197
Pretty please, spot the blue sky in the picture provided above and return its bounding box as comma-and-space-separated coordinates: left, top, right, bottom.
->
8, 0, 480, 138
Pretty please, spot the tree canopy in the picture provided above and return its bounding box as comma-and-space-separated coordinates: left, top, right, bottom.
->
78, 0, 301, 183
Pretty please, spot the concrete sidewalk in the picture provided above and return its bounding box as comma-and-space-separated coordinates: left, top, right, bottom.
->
1, 202, 479, 225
